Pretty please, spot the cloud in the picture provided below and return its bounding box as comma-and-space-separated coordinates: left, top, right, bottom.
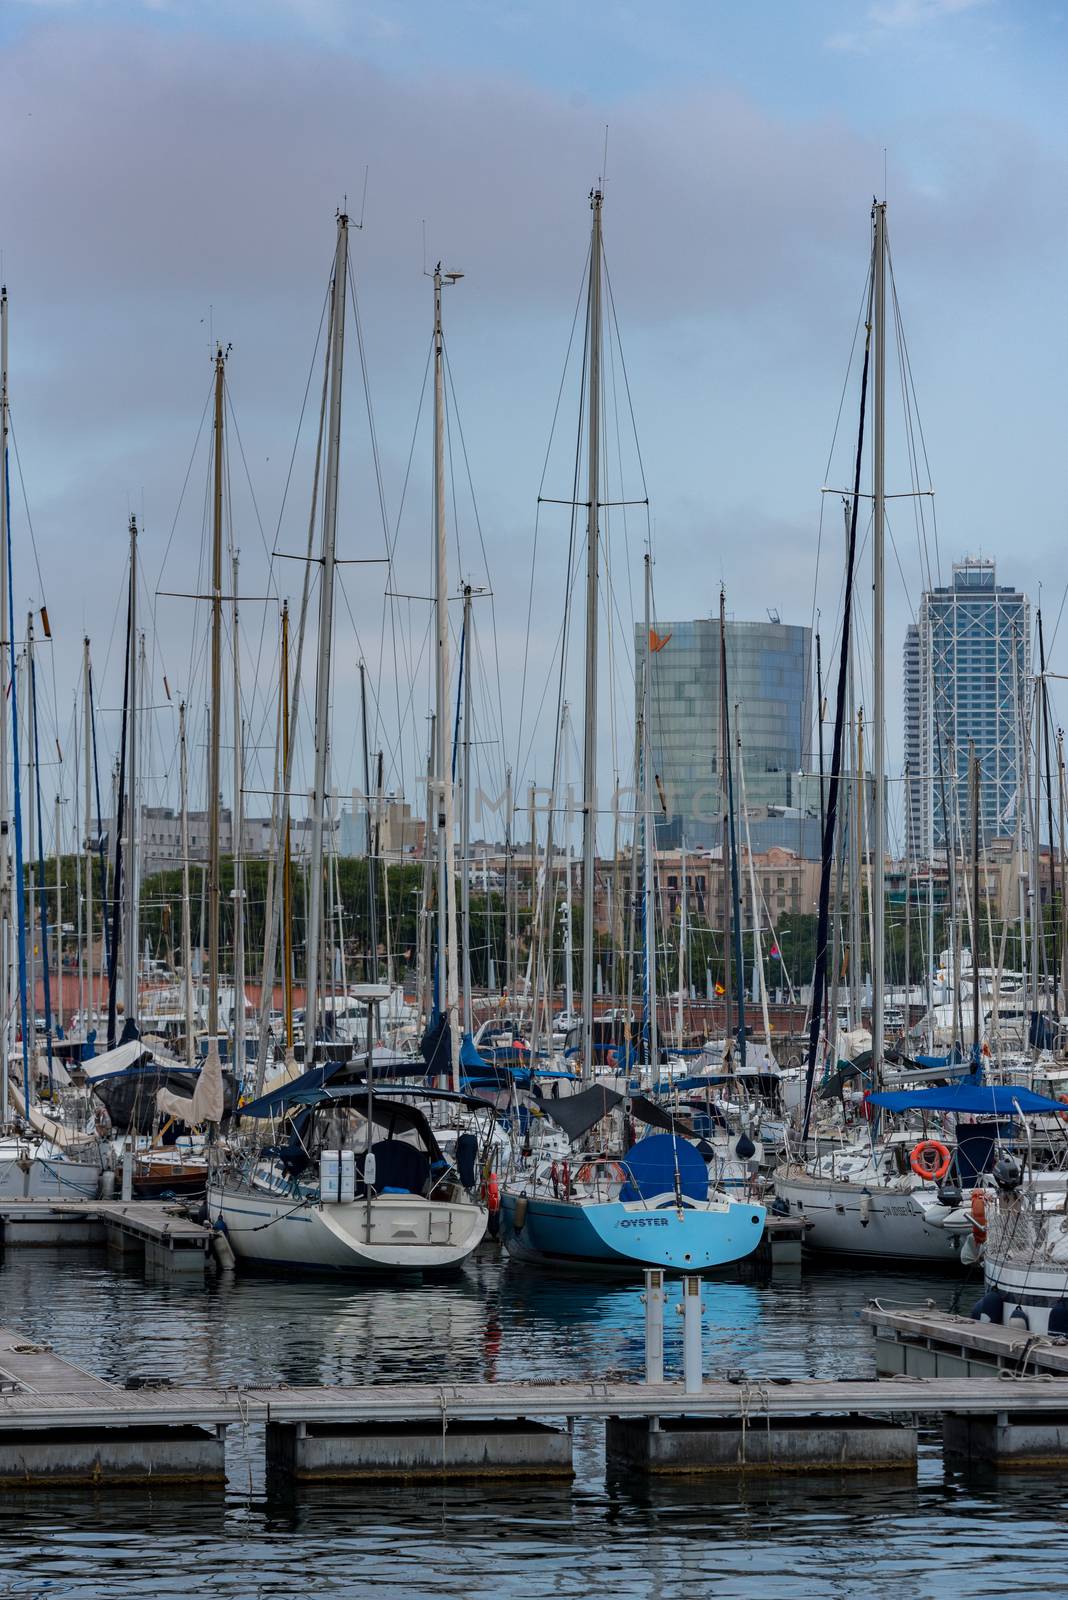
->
0, 10, 1062, 840
828, 0, 993, 52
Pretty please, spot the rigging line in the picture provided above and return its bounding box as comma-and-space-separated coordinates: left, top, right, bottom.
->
6, 417, 61, 744
516, 239, 592, 795
442, 343, 507, 771
601, 250, 649, 500
224, 385, 279, 747
382, 340, 433, 804
808, 260, 873, 648
153, 384, 214, 598
885, 228, 942, 588
887, 249, 936, 600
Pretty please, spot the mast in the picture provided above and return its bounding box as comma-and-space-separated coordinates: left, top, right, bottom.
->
580, 188, 603, 1083
54, 794, 62, 1037
0, 284, 9, 1122
871, 198, 887, 1086
562, 705, 575, 1020
460, 584, 473, 1036
304, 212, 348, 1063
719, 588, 732, 1042
124, 515, 139, 1021
970, 740, 981, 1052
82, 640, 93, 1032
207, 350, 225, 1052
642, 551, 658, 1068
26, 613, 35, 1064
179, 702, 194, 1065
677, 838, 687, 1047
503, 764, 513, 1002
432, 261, 462, 1092
231, 548, 245, 1076
281, 601, 294, 1052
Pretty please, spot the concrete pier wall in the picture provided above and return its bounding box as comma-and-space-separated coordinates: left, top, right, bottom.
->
266, 1418, 574, 1482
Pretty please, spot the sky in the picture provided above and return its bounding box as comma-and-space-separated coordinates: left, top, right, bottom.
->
2, 0, 1068, 856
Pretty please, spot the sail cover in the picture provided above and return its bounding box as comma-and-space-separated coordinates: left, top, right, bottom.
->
156, 1043, 224, 1125
868, 1083, 1068, 1117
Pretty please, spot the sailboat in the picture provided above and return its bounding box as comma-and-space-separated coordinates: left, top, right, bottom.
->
211, 217, 486, 1276
776, 202, 967, 1263
500, 190, 765, 1274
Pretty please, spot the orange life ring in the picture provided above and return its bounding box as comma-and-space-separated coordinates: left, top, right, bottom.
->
486, 1173, 500, 1214
970, 1189, 987, 1244
909, 1139, 951, 1182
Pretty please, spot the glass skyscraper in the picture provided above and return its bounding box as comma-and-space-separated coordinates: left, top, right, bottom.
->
903, 559, 1030, 854
636, 616, 813, 847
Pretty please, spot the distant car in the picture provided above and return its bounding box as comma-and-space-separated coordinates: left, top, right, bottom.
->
552, 1010, 582, 1032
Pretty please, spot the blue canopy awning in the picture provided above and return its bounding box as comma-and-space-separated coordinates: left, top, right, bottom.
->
868, 1083, 1068, 1117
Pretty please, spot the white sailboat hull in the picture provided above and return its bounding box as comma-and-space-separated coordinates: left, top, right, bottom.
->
208, 1183, 487, 1277
0, 1137, 101, 1200
775, 1174, 962, 1264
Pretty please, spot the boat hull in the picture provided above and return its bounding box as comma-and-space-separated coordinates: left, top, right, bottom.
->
775, 1175, 962, 1264
0, 1140, 101, 1200
499, 1190, 765, 1273
208, 1184, 487, 1278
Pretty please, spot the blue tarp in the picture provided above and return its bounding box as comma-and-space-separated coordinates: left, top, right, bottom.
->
868, 1083, 1068, 1117
237, 1061, 342, 1120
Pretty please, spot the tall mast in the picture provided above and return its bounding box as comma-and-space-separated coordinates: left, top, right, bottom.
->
0, 284, 9, 1122
871, 199, 887, 1085
26, 612, 35, 1072
82, 640, 93, 1031
432, 261, 462, 1091
179, 702, 194, 1065
503, 764, 513, 1002
207, 350, 225, 1049
305, 212, 348, 1063
562, 703, 574, 1020
719, 588, 732, 1043
281, 601, 294, 1053
0, 284, 8, 1113
54, 794, 63, 1037
231, 548, 245, 1076
642, 551, 657, 1068
460, 584, 473, 1036
580, 188, 603, 1083
124, 515, 139, 1020
970, 740, 981, 1051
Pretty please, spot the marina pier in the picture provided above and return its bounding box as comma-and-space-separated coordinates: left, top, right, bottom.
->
5, 1284, 1068, 1485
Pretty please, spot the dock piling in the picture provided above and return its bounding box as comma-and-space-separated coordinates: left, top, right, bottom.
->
642, 1268, 665, 1384
681, 1276, 704, 1395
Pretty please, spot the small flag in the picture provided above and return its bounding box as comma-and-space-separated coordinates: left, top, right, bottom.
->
714, 982, 725, 996
649, 628, 672, 653
770, 945, 781, 959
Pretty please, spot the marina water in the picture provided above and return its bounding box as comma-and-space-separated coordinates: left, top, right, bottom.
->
0, 1250, 1066, 1598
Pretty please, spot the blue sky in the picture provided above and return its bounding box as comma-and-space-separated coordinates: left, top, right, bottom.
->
1, 0, 1067, 852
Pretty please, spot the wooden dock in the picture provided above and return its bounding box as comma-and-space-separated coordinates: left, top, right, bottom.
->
863, 1299, 1068, 1378
3, 1319, 1068, 1482
0, 1199, 211, 1273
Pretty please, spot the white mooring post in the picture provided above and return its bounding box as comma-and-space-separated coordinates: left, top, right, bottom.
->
642, 1268, 666, 1384
681, 1275, 704, 1394
120, 1148, 133, 1203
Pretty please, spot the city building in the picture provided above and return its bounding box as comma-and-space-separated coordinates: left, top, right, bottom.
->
634, 614, 814, 851
904, 558, 1030, 854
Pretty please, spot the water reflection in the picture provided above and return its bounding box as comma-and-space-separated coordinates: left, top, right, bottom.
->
0, 1245, 1055, 1598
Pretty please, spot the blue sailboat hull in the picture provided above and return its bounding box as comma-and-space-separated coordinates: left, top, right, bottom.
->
500, 1190, 765, 1273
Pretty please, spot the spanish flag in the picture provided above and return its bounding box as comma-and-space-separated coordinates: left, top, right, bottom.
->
714, 982, 725, 996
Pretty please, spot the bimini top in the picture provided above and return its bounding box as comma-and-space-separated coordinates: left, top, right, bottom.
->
532, 1084, 684, 1143
868, 1083, 1068, 1118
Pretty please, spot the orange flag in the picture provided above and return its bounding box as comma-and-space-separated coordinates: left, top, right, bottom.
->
649, 628, 672, 653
